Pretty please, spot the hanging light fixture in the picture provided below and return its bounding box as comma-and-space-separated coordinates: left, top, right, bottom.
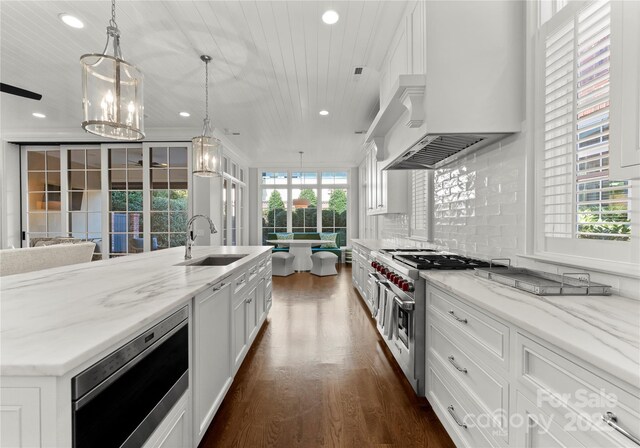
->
192, 55, 223, 177
292, 151, 310, 209
80, 0, 144, 140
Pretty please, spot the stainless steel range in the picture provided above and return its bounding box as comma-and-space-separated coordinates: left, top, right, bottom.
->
368, 249, 492, 397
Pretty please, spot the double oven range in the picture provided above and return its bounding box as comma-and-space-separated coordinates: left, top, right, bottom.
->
366, 249, 491, 397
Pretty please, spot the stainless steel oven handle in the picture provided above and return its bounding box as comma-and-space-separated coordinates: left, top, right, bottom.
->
448, 310, 468, 324
73, 319, 188, 411
448, 355, 468, 374
394, 296, 415, 311
447, 405, 468, 429
602, 412, 640, 446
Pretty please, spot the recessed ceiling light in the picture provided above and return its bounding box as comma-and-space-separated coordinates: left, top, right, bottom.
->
59, 14, 84, 29
322, 10, 339, 25
179, 112, 190, 117
319, 110, 329, 116
32, 112, 46, 118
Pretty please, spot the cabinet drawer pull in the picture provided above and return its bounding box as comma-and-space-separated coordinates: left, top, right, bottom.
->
448, 310, 468, 324
250, 268, 257, 275
447, 405, 467, 429
212, 282, 226, 292
602, 412, 640, 445
237, 278, 246, 285
245, 297, 253, 304
448, 355, 468, 374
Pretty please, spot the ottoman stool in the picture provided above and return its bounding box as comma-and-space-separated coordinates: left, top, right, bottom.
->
272, 252, 295, 276
310, 251, 338, 276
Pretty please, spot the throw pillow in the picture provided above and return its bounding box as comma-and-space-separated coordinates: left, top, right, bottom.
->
320, 232, 338, 248
275, 232, 293, 248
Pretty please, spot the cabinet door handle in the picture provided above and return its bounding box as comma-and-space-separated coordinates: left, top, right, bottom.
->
602, 412, 640, 445
448, 355, 468, 374
447, 405, 467, 429
212, 282, 226, 292
448, 310, 468, 324
245, 297, 253, 304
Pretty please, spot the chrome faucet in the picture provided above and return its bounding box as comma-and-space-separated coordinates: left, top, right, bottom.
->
184, 215, 217, 260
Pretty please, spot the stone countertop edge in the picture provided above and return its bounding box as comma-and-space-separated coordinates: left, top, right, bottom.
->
421, 270, 640, 390
0, 246, 272, 377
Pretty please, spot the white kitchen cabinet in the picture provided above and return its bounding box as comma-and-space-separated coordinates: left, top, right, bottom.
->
610, 0, 640, 180
514, 393, 583, 448
246, 285, 258, 343
232, 290, 249, 376
363, 142, 408, 215
144, 392, 191, 448
0, 387, 42, 448
425, 281, 640, 448
256, 277, 266, 324
193, 278, 232, 445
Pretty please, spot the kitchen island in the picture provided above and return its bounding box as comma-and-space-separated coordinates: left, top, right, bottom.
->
0, 245, 273, 448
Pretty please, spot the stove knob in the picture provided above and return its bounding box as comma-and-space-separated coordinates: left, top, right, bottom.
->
386, 271, 393, 280
393, 277, 401, 286
371, 261, 377, 269
405, 282, 415, 292
402, 282, 409, 292
398, 280, 406, 289
377, 265, 383, 273
389, 273, 396, 282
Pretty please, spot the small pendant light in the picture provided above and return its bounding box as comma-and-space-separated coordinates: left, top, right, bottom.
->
80, 0, 144, 140
192, 55, 223, 177
292, 151, 310, 209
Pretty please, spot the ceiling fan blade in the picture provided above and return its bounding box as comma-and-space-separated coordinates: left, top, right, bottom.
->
0, 83, 42, 100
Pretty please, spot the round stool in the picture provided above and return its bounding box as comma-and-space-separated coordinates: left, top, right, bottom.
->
272, 252, 295, 276
310, 251, 338, 276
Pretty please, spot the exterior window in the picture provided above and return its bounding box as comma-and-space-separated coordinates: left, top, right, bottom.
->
262, 187, 288, 242
260, 170, 349, 245
321, 187, 347, 246
108, 147, 143, 256
68, 148, 102, 258
536, 0, 635, 264
149, 146, 189, 251
25, 148, 62, 242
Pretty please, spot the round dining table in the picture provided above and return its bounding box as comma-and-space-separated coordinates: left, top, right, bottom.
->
266, 239, 326, 271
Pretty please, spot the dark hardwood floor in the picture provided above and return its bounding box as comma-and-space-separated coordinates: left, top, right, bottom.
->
199, 264, 455, 448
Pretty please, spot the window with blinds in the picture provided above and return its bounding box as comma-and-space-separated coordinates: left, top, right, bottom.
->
543, 0, 630, 242
410, 170, 431, 239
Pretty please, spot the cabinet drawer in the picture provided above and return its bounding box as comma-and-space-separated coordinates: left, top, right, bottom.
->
428, 362, 495, 448
428, 285, 509, 370
247, 263, 259, 284
517, 333, 640, 447
233, 272, 248, 294
429, 316, 509, 442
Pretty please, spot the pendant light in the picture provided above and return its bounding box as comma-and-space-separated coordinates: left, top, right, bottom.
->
292, 151, 310, 209
192, 55, 223, 177
80, 0, 144, 140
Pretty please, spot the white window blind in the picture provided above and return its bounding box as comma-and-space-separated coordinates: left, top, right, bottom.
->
543, 0, 630, 242
411, 170, 430, 239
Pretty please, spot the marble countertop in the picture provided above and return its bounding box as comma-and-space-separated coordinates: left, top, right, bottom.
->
0, 246, 271, 377
421, 270, 640, 389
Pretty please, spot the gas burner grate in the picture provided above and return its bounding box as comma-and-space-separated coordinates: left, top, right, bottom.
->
394, 254, 492, 270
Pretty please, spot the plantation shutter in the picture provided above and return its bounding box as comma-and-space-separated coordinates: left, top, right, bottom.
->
543, 0, 630, 241
411, 170, 430, 239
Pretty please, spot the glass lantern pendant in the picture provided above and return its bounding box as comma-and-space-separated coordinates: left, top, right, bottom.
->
80, 0, 144, 141
192, 55, 222, 177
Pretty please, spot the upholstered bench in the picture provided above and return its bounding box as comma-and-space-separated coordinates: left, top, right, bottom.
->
272, 251, 295, 277
310, 251, 338, 276
0, 242, 96, 277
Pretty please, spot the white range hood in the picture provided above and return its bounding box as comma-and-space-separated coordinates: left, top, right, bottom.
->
366, 1, 525, 170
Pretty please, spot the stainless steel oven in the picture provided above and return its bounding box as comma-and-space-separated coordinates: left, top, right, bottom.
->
72, 306, 189, 448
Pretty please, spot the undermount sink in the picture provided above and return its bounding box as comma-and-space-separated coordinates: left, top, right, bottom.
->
178, 255, 248, 266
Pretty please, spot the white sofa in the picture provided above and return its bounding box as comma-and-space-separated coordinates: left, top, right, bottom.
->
0, 242, 96, 277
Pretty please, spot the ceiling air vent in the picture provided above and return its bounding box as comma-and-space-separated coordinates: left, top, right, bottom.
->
354, 67, 363, 75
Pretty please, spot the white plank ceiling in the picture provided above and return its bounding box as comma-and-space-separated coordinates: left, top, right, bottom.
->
0, 1, 407, 166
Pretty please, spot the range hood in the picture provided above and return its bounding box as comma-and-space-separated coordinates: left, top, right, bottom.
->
385, 132, 509, 170
365, 1, 524, 171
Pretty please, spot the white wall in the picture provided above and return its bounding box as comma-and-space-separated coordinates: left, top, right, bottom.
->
1, 142, 21, 248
